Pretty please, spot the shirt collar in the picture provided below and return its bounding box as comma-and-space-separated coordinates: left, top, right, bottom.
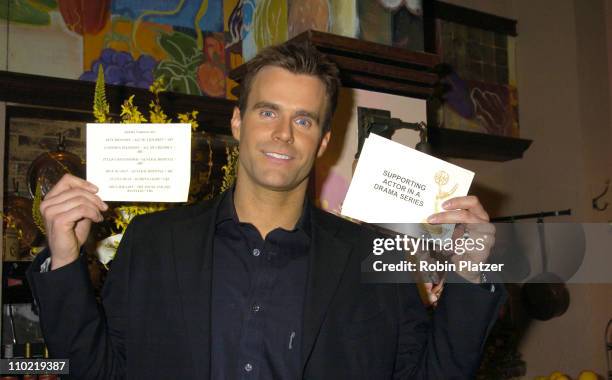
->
216, 187, 312, 237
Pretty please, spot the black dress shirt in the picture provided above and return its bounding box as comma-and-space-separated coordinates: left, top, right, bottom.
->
211, 190, 311, 379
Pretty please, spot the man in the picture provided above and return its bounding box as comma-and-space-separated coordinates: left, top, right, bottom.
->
28, 41, 504, 379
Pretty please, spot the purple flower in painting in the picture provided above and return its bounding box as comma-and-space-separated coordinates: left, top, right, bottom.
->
79, 48, 158, 89
112, 51, 133, 67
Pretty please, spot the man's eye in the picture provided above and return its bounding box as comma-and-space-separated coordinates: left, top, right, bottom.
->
295, 118, 312, 128
260, 110, 275, 118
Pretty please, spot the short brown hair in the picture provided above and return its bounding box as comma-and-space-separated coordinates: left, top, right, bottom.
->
237, 41, 341, 134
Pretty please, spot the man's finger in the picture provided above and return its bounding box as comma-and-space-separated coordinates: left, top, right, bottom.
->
442, 195, 489, 221
44, 173, 98, 200
51, 204, 103, 231
41, 188, 107, 215
44, 198, 104, 226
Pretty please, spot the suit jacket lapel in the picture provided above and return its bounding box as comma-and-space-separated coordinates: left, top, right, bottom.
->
301, 209, 352, 372
171, 197, 221, 378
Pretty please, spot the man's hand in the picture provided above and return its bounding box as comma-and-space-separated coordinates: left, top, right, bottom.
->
426, 195, 496, 283
40, 174, 108, 270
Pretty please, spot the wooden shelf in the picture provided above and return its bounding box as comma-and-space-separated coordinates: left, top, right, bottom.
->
228, 30, 532, 161
0, 71, 236, 135
0, 32, 531, 162
427, 127, 532, 161
229, 30, 440, 100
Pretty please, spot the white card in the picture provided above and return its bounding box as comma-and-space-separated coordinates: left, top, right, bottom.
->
86, 123, 191, 202
341, 133, 474, 238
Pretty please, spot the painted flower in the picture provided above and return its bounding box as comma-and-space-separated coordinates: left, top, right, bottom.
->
197, 62, 226, 98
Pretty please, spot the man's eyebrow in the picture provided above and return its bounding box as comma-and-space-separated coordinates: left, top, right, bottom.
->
251, 101, 280, 111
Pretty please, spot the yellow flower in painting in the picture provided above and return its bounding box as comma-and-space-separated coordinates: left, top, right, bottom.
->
120, 95, 147, 123
149, 76, 166, 96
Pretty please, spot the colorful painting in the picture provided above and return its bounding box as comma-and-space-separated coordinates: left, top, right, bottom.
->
111, 0, 223, 32
391, 3, 424, 50
438, 19, 513, 85
358, 0, 392, 45
225, 0, 252, 47
197, 32, 227, 97
223, 0, 244, 99
57, 0, 110, 35
81, 1, 226, 96
1, 0, 83, 78
330, 0, 358, 38
288, 0, 330, 38
436, 19, 519, 137
0, 0, 57, 26
441, 73, 518, 136
2, 0, 425, 99
82, 18, 168, 71
358, 0, 424, 51
80, 47, 157, 88
241, 0, 287, 61
153, 30, 204, 94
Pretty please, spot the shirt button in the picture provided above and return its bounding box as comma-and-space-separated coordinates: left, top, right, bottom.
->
252, 304, 260, 313
244, 363, 253, 372
252, 248, 260, 257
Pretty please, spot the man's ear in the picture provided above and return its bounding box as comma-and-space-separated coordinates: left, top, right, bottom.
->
317, 131, 331, 158
230, 106, 241, 141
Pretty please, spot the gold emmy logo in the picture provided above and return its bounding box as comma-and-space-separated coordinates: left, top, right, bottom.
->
434, 170, 457, 213
434, 171, 449, 186
421, 170, 458, 236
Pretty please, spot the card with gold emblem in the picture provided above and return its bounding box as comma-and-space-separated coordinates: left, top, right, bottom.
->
340, 133, 474, 239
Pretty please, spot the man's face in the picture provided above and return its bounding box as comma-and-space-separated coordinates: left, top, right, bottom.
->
231, 66, 331, 192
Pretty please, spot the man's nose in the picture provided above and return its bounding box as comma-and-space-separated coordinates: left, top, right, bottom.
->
272, 117, 294, 143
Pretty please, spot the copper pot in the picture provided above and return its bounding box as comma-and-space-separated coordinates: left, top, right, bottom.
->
3, 186, 41, 258
27, 135, 85, 198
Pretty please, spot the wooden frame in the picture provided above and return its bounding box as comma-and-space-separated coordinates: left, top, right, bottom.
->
421, 1, 530, 161
423, 0, 517, 54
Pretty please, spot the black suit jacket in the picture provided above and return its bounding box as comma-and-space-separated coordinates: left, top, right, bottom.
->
28, 195, 505, 379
